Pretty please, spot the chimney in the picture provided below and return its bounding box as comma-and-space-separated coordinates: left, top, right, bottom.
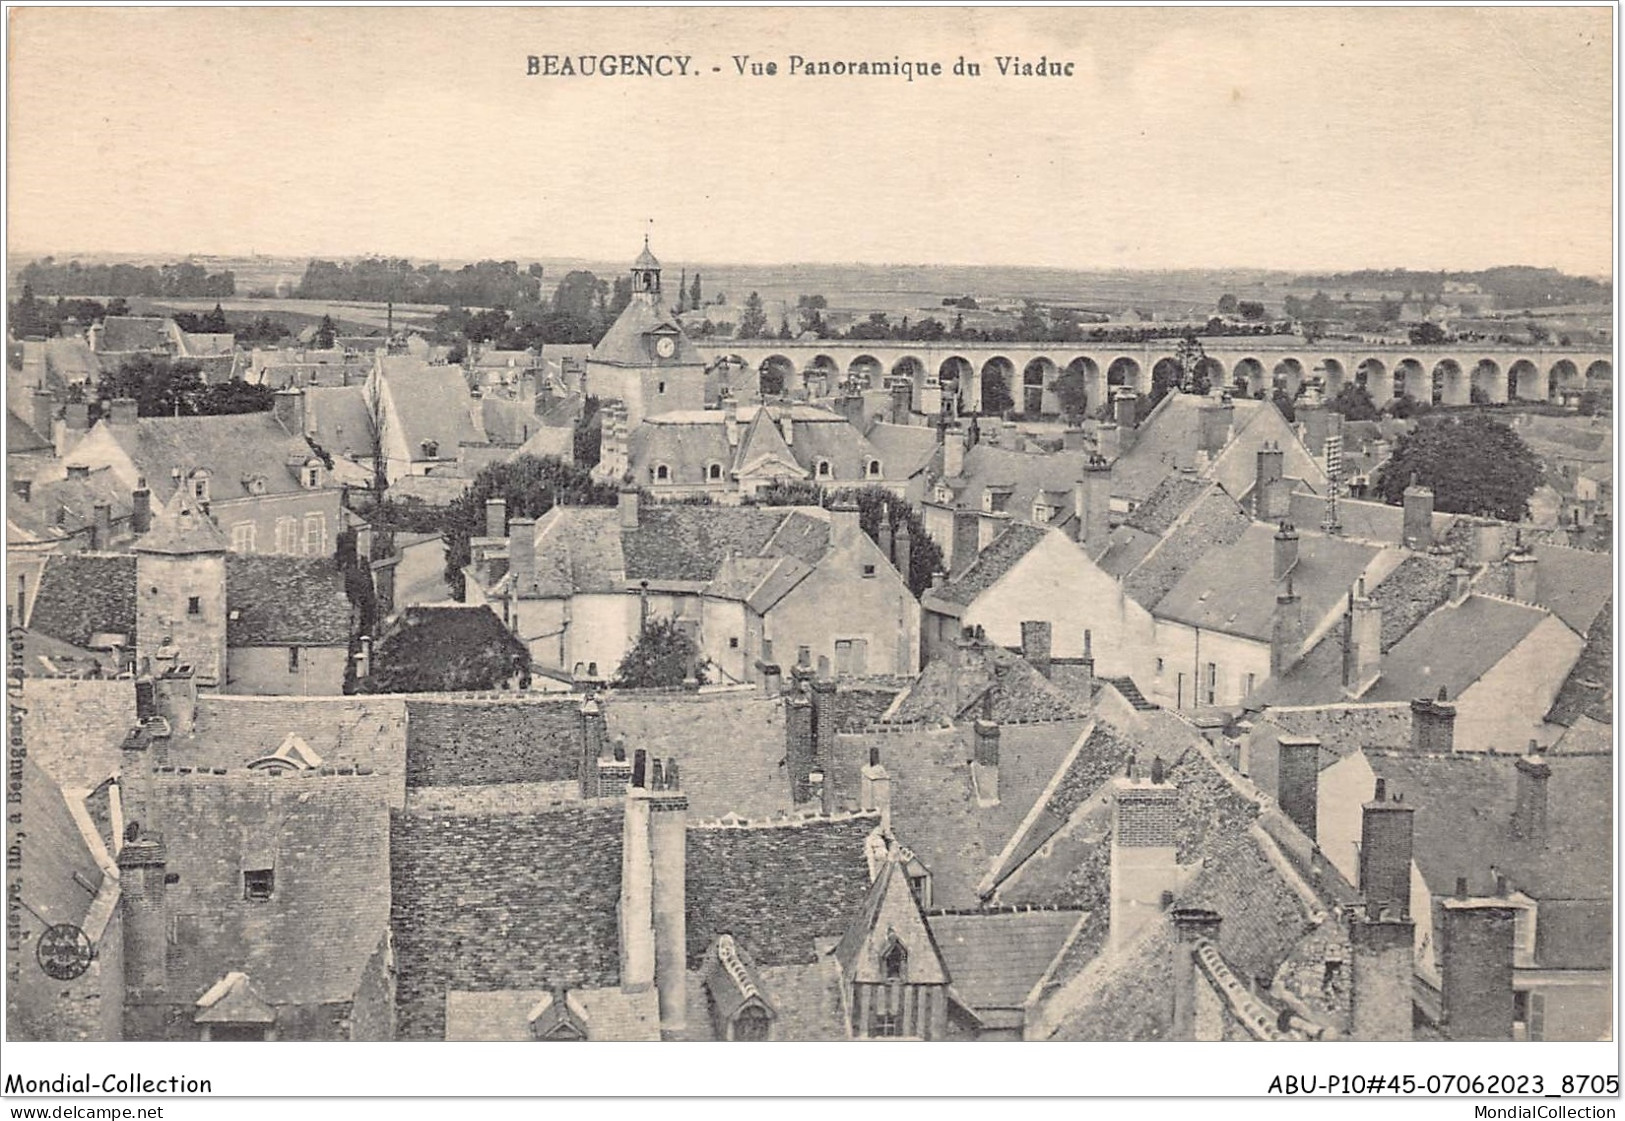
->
1275, 735, 1321, 840
648, 760, 689, 1036
1080, 630, 1096, 696
877, 510, 894, 564
950, 508, 981, 578
30, 390, 56, 444
578, 695, 606, 798
1341, 580, 1382, 697
1359, 777, 1416, 918
132, 478, 152, 536
809, 677, 838, 812
1440, 900, 1518, 1040
759, 663, 783, 698
1170, 908, 1223, 1041
485, 497, 507, 539
1447, 564, 1473, 606
1507, 551, 1538, 603
1199, 394, 1234, 454
64, 400, 91, 432
1062, 428, 1089, 451
1254, 442, 1286, 520
1270, 575, 1304, 678
972, 718, 1001, 805
1112, 390, 1140, 452
117, 835, 168, 1002
943, 424, 967, 478
785, 693, 814, 803
619, 487, 639, 529
1074, 453, 1113, 552
619, 754, 657, 992
894, 518, 913, 585
723, 400, 740, 447
1020, 620, 1053, 679
371, 556, 397, 619
1402, 482, 1435, 550
91, 502, 113, 551
860, 747, 892, 827
829, 501, 861, 553
107, 396, 139, 426
355, 634, 372, 679
1349, 905, 1415, 1042
1273, 522, 1299, 581
152, 667, 198, 739
1511, 753, 1550, 846
273, 385, 306, 436
1470, 521, 1507, 568
889, 382, 910, 425
1410, 689, 1457, 754
1109, 775, 1179, 953
508, 517, 537, 595
1094, 422, 1120, 462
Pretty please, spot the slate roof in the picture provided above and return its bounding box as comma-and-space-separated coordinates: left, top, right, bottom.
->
922, 523, 1050, 610
376, 356, 482, 457
927, 909, 1085, 1014
43, 336, 103, 385
863, 421, 941, 480
1112, 392, 1326, 505
7, 466, 134, 545
20, 676, 137, 791
149, 771, 393, 1008
887, 639, 1091, 724
590, 290, 707, 368
27, 553, 136, 647
96, 316, 174, 352
1154, 523, 1381, 642
935, 441, 1088, 527
628, 417, 733, 485
1518, 544, 1612, 635
1106, 485, 1252, 612
225, 555, 352, 646
404, 695, 584, 788
84, 411, 323, 504
8, 406, 52, 453
1124, 471, 1211, 537
1288, 491, 1458, 546
682, 958, 849, 1041
478, 395, 542, 447
304, 386, 375, 461
1545, 596, 1612, 727
603, 693, 793, 820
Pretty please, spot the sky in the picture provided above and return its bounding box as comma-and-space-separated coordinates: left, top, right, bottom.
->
6, 6, 1615, 275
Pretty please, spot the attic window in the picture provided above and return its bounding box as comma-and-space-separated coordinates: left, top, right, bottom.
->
243, 869, 274, 901
862, 564, 877, 578
187, 596, 201, 616
654, 463, 671, 483
816, 459, 832, 478
707, 463, 723, 481
421, 440, 439, 459
868, 459, 882, 477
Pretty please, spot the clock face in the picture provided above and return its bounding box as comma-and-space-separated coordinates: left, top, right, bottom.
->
654, 336, 676, 359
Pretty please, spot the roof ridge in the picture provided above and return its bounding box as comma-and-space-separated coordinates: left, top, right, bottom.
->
688, 808, 881, 830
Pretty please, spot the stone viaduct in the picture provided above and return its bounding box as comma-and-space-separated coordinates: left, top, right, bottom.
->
701, 339, 1612, 414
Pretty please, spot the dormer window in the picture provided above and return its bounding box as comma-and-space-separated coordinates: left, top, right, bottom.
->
421, 440, 439, 459
243, 869, 274, 901
882, 939, 907, 982
867, 459, 882, 478
816, 459, 832, 478
706, 462, 723, 482
302, 459, 324, 489
190, 470, 211, 504
654, 463, 671, 483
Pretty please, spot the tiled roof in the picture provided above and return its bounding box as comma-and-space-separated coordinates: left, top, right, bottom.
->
687, 813, 878, 969
1125, 471, 1210, 537
629, 417, 733, 486
1545, 596, 1612, 727
376, 356, 482, 457
16, 757, 113, 944
20, 676, 136, 791
936, 441, 1088, 526
7, 466, 134, 545
97, 316, 174, 352
1112, 393, 1325, 505
404, 695, 584, 788
225, 555, 352, 646
760, 509, 832, 567
923, 523, 1050, 609
1154, 523, 1380, 642
390, 798, 625, 1040
150, 771, 393, 1008
928, 909, 1085, 1012
863, 421, 941, 479
304, 386, 375, 461
682, 958, 848, 1041
625, 506, 794, 583
359, 605, 527, 693
888, 640, 1090, 724
1288, 491, 1457, 546
27, 553, 136, 647
603, 693, 793, 820
1111, 486, 1252, 612
92, 411, 323, 504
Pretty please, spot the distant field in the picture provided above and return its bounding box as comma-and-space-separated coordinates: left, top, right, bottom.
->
131, 297, 443, 336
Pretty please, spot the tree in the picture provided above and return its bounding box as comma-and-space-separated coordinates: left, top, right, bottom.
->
1271, 387, 1297, 423
738, 292, 769, 339
796, 293, 828, 336
1017, 300, 1048, 340
352, 606, 531, 694
313, 314, 337, 349
200, 303, 230, 334
1217, 293, 1239, 315
614, 617, 703, 688
981, 366, 1014, 415
1408, 321, 1449, 346
1174, 334, 1209, 394
1329, 383, 1380, 422
573, 396, 603, 469
778, 316, 794, 340
689, 272, 702, 311
751, 483, 945, 597
441, 454, 620, 597
676, 269, 688, 314
1238, 300, 1266, 321
1052, 369, 1089, 424
1374, 414, 1540, 521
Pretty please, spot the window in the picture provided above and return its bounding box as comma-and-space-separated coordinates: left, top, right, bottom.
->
288, 647, 301, 673
243, 869, 274, 901
816, 460, 831, 478
707, 463, 723, 481
657, 381, 666, 394
728, 637, 740, 649
1205, 662, 1218, 706
868, 459, 882, 477
303, 513, 326, 556
872, 940, 909, 1038
304, 464, 322, 489
275, 517, 299, 555
862, 564, 876, 578
231, 522, 256, 553
421, 440, 439, 459
796, 646, 810, 667
655, 464, 670, 483
191, 471, 210, 504
187, 596, 201, 616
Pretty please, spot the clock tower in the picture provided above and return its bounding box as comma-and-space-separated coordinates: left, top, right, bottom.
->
584, 238, 709, 425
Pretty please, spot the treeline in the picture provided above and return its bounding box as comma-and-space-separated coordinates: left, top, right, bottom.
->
15, 258, 235, 298
8, 290, 130, 338
85, 355, 275, 419
1289, 267, 1610, 310
296, 258, 545, 308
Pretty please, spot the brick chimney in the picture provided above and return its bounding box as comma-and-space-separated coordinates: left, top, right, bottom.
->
1074, 454, 1113, 553
1110, 775, 1179, 953
829, 501, 861, 553
578, 695, 606, 798
485, 497, 507, 539
153, 667, 198, 739
1170, 908, 1223, 1041
785, 693, 814, 803
1341, 579, 1382, 697
273, 385, 306, 436
972, 718, 1000, 805
894, 518, 912, 584
1402, 482, 1434, 550
507, 517, 537, 595
1020, 620, 1053, 679
1359, 777, 1415, 918
1270, 574, 1305, 678
950, 508, 981, 578
1254, 442, 1286, 520
1440, 897, 1517, 1040
1507, 551, 1538, 603
1199, 393, 1235, 455
1273, 522, 1299, 582
619, 752, 657, 992
1512, 753, 1550, 846
597, 742, 632, 798
91, 502, 113, 551
1448, 565, 1472, 606
809, 677, 838, 812
118, 835, 168, 1003
1276, 735, 1321, 841
860, 746, 892, 827
1349, 904, 1415, 1041
877, 511, 893, 563
1112, 390, 1140, 453
131, 478, 152, 536
647, 758, 689, 1037
1410, 689, 1457, 753
619, 487, 639, 529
